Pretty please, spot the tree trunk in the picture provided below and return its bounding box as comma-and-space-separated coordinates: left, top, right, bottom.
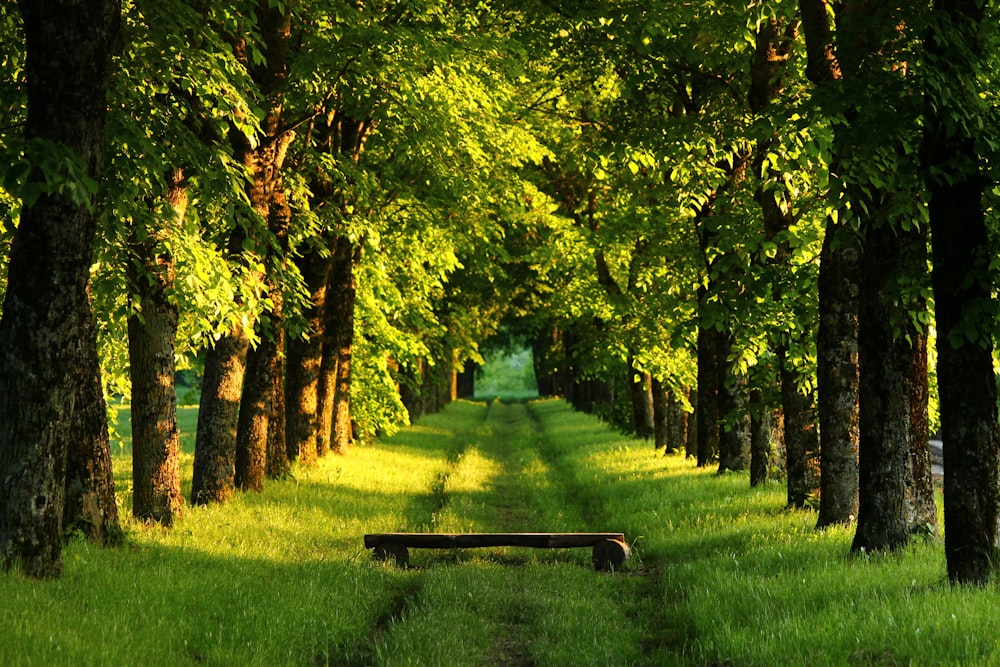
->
235, 344, 269, 492
0, 0, 119, 578
284, 249, 329, 465
627, 356, 653, 439
717, 369, 751, 473
327, 235, 357, 454
814, 221, 861, 522
127, 258, 183, 525
696, 318, 723, 466
923, 0, 1000, 584
127, 168, 186, 526
798, 0, 862, 527
652, 377, 669, 449
781, 355, 820, 508
749, 389, 772, 487
191, 330, 248, 505
852, 223, 936, 552
63, 307, 120, 544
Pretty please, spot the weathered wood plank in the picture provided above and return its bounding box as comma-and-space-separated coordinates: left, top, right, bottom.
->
364, 532, 625, 550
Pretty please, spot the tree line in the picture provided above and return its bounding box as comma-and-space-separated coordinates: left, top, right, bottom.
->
1, 0, 998, 587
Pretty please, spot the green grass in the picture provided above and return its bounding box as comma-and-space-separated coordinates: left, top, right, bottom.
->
1, 398, 999, 665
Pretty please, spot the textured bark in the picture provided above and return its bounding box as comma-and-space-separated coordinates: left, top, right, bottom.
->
852, 223, 936, 552
815, 222, 861, 522
63, 308, 120, 543
924, 0, 1000, 584
191, 330, 248, 505
799, 0, 863, 527
0, 0, 119, 578
235, 344, 269, 492
127, 262, 183, 525
285, 250, 329, 465
326, 235, 357, 454
127, 169, 186, 526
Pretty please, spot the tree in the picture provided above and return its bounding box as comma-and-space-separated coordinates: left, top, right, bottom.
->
0, 0, 120, 578
922, 0, 1000, 585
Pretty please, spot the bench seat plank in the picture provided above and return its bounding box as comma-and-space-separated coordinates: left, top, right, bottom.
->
364, 532, 625, 550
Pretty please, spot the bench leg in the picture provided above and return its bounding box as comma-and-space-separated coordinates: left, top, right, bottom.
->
592, 539, 630, 571
373, 542, 409, 567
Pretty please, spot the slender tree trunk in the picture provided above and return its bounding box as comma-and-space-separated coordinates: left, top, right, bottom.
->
627, 356, 653, 439
749, 389, 772, 487
696, 318, 723, 466
0, 0, 119, 578
852, 223, 936, 551
781, 355, 820, 508
328, 235, 357, 454
285, 250, 329, 465
652, 377, 669, 449
127, 168, 186, 526
717, 367, 751, 473
686, 387, 699, 459
923, 0, 1000, 584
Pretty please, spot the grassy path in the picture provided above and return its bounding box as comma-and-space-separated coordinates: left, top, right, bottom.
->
356, 399, 646, 665
4, 398, 1000, 665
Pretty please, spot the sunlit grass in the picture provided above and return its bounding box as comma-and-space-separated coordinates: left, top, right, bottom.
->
3, 397, 1000, 665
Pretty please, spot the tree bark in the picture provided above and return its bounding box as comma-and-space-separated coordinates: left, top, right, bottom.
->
717, 369, 751, 473
696, 318, 723, 466
923, 0, 1000, 584
0, 0, 119, 578
652, 377, 669, 449
852, 223, 936, 552
285, 249, 329, 465
64, 307, 120, 543
192, 330, 247, 505
127, 262, 183, 525
127, 168, 186, 526
627, 357, 653, 439
325, 234, 357, 454
781, 356, 820, 508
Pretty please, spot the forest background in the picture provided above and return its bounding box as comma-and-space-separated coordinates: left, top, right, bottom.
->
1, 0, 1000, 590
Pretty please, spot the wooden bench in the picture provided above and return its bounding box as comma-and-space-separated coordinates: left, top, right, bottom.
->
363, 532, 631, 571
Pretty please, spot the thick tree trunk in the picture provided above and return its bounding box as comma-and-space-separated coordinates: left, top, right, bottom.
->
0, 0, 119, 578
64, 308, 120, 543
923, 0, 1000, 582
749, 389, 772, 487
191, 330, 248, 505
852, 223, 936, 551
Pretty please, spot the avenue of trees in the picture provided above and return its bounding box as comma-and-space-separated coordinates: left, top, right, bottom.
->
1, 0, 999, 587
